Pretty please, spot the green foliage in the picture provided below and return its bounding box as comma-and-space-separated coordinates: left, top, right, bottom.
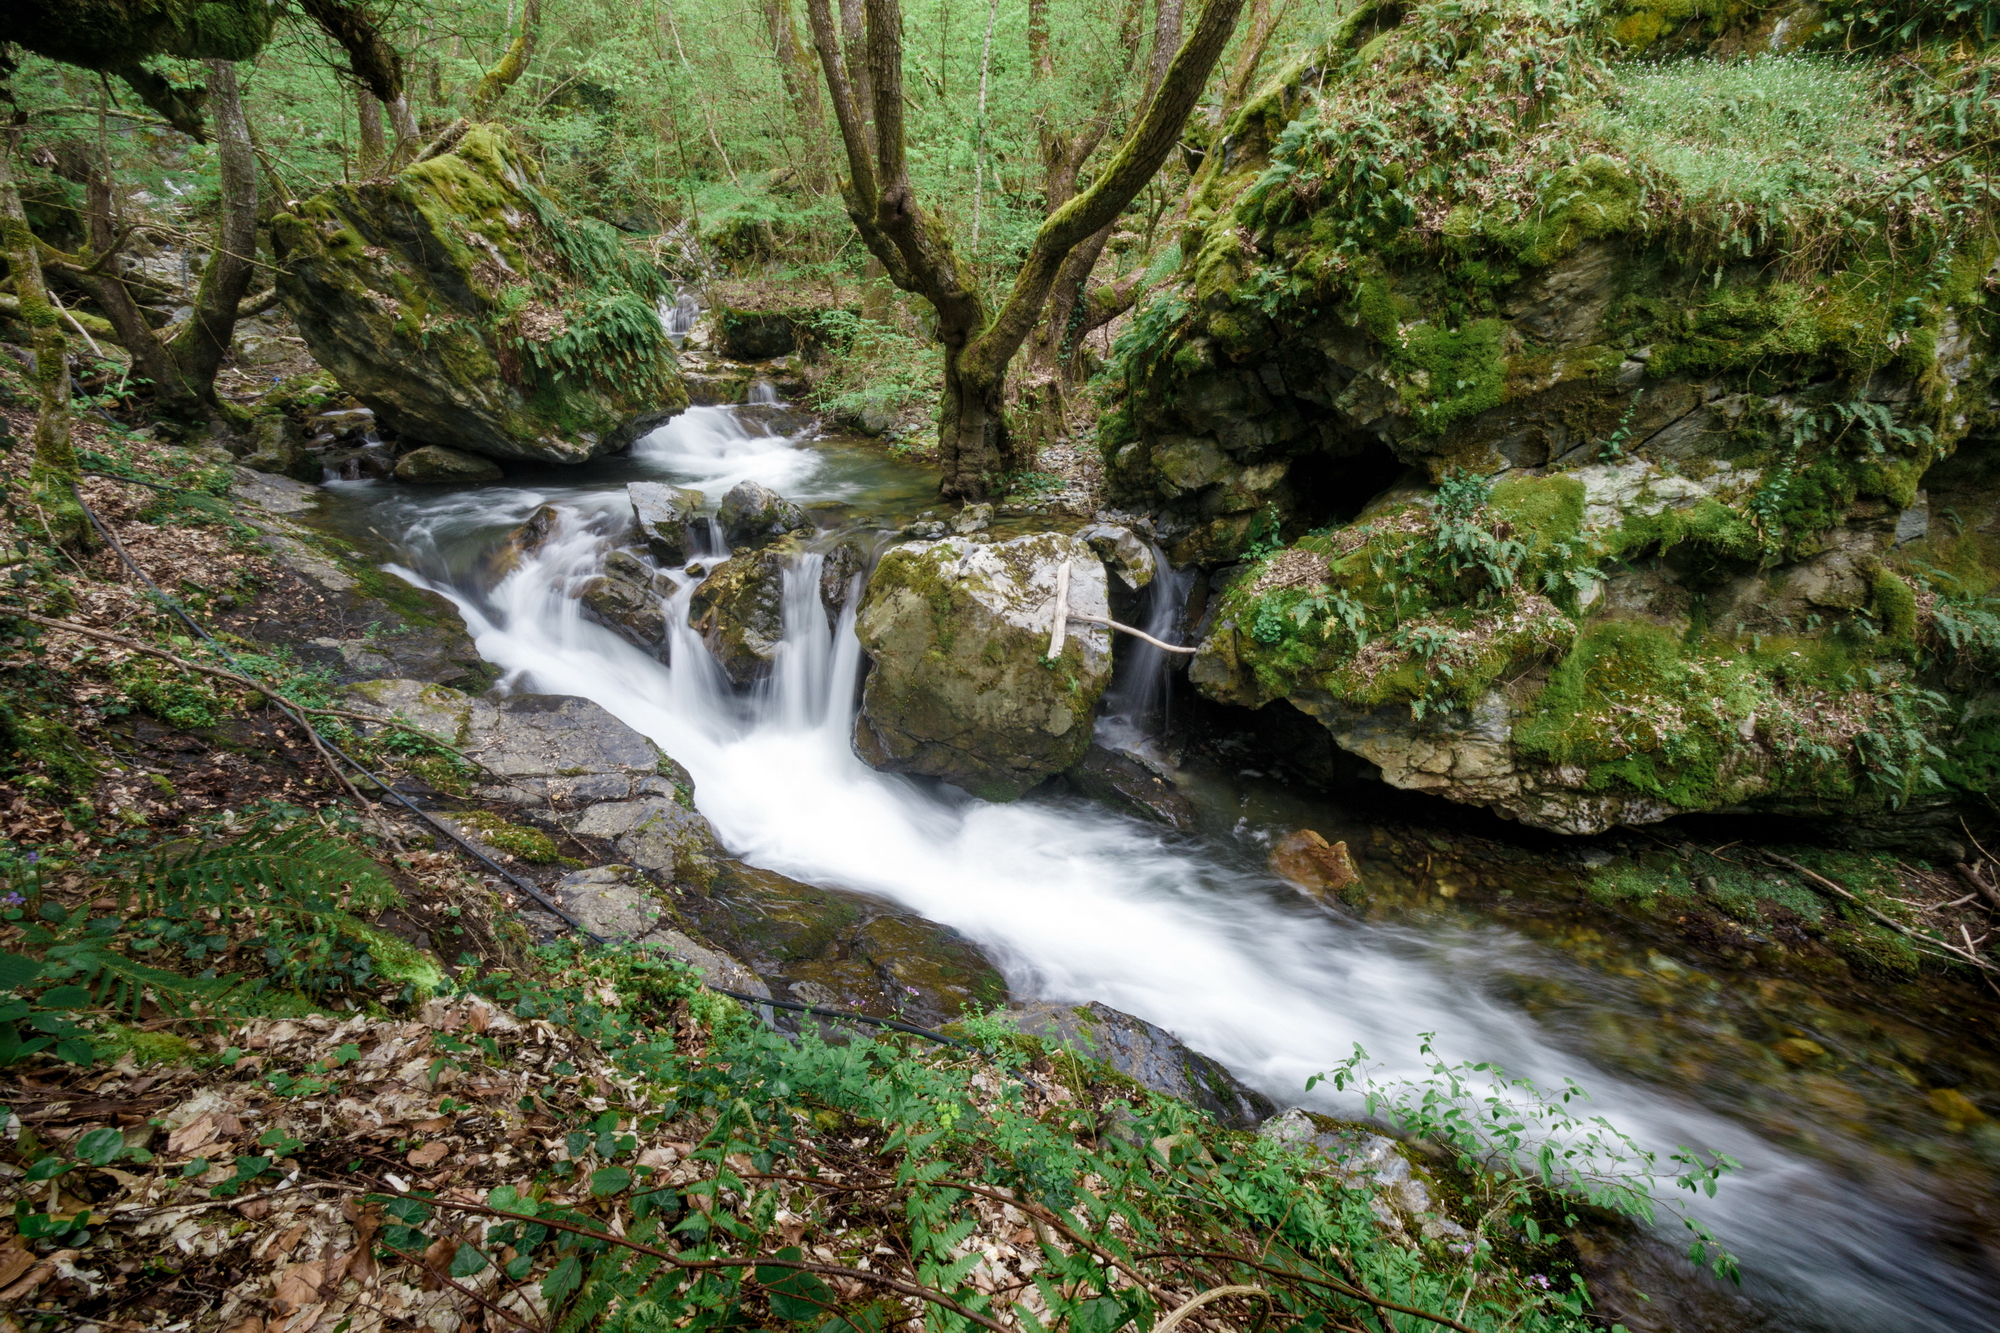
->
807, 309, 941, 429
0, 816, 418, 1069
1316, 1034, 1740, 1280
370, 949, 1619, 1333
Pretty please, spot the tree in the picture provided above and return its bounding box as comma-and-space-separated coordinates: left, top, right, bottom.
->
0, 123, 80, 540
295, 0, 424, 164
805, 0, 1246, 499
66, 58, 262, 428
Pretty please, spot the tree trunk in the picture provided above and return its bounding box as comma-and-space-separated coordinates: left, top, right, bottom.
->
806, 0, 1246, 499
474, 0, 542, 115
355, 85, 388, 175
160, 59, 258, 420
299, 0, 423, 162
764, 0, 828, 190
939, 345, 1012, 499
0, 134, 81, 540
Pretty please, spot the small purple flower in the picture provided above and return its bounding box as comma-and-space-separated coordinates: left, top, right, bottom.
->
0, 893, 21, 908
23, 853, 37, 864
905, 987, 919, 996
1529, 1275, 1551, 1290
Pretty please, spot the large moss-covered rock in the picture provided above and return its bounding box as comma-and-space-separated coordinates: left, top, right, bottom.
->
854, 533, 1113, 800
1111, 2, 2000, 841
271, 126, 687, 465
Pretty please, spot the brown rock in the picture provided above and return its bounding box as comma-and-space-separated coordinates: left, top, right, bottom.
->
1271, 830, 1360, 899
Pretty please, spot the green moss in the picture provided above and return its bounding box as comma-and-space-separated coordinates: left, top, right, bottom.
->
457, 811, 562, 864
1872, 569, 1918, 641
98, 1026, 202, 1067
1396, 318, 1507, 435
1491, 474, 1586, 549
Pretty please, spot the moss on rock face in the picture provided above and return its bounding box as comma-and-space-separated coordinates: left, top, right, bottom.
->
1108, 0, 2000, 840
854, 534, 1114, 800
271, 127, 688, 465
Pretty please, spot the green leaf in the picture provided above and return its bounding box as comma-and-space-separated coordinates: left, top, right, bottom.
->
0, 951, 43, 990
24, 1156, 71, 1182
504, 1254, 533, 1281
181, 1156, 211, 1178
759, 1247, 835, 1321
588, 1166, 632, 1197
74, 1127, 125, 1166
541, 1255, 582, 1303
448, 1243, 490, 1277
37, 985, 92, 1009
54, 1037, 95, 1065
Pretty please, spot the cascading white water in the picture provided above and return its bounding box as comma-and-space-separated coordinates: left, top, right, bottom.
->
378, 414, 1998, 1333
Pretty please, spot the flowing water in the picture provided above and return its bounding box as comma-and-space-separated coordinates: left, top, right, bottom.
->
323, 404, 2000, 1333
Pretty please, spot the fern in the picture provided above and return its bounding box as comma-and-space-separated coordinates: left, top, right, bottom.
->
152, 824, 399, 916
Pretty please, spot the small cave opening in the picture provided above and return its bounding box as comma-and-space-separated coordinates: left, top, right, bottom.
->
1285, 435, 1412, 532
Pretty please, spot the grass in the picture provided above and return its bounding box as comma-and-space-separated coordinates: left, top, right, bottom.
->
1591, 56, 1909, 232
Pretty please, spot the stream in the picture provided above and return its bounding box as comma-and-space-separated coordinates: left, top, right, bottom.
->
322, 402, 2000, 1333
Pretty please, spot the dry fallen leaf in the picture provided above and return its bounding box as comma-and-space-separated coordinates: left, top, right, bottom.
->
271, 1259, 325, 1314
406, 1141, 450, 1169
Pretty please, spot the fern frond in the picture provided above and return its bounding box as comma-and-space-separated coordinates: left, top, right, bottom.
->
156, 826, 399, 915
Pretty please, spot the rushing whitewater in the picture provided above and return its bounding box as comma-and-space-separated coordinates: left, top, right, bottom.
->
361, 405, 1996, 1333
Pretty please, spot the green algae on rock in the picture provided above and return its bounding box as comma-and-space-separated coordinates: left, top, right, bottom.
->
271, 126, 688, 465
1109, 0, 2000, 838
854, 533, 1114, 800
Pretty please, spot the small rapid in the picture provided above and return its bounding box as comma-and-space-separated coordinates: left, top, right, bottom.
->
354, 407, 1997, 1333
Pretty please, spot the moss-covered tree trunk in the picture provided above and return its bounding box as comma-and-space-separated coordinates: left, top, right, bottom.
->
0, 134, 82, 541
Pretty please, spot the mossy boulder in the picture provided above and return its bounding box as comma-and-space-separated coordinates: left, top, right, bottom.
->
581, 548, 673, 650
1110, 2, 2000, 843
853, 533, 1113, 800
271, 126, 688, 465
688, 535, 801, 686
629, 481, 704, 564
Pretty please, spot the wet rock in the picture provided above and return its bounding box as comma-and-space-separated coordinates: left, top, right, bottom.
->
854, 532, 1113, 801
580, 548, 672, 649
237, 416, 319, 483
1063, 745, 1195, 829
322, 440, 398, 481
952, 503, 992, 535
571, 798, 720, 883
223, 491, 491, 691
231, 469, 320, 515
272, 126, 687, 465
394, 445, 504, 484
679, 862, 1007, 1028
1004, 1000, 1275, 1130
718, 480, 808, 548
553, 865, 769, 998
629, 481, 704, 565
1260, 1109, 1466, 1240
688, 536, 802, 686
1077, 523, 1156, 591
345, 683, 670, 806
483, 504, 562, 586
1270, 829, 1361, 900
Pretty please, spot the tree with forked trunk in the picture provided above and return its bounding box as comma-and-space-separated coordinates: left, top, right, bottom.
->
803, 0, 1246, 500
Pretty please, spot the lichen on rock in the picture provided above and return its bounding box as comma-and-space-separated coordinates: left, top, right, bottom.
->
271, 125, 688, 465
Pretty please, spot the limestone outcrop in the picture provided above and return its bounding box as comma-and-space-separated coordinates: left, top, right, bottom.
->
1108, 2, 2000, 839
853, 533, 1113, 800
272, 127, 687, 465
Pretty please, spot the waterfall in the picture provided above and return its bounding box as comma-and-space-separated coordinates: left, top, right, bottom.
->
748, 379, 781, 405
1102, 541, 1197, 732
661, 288, 702, 346
373, 417, 2000, 1333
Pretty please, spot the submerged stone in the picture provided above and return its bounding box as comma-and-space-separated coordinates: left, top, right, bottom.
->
1063, 745, 1195, 829
394, 445, 503, 484
853, 533, 1114, 801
